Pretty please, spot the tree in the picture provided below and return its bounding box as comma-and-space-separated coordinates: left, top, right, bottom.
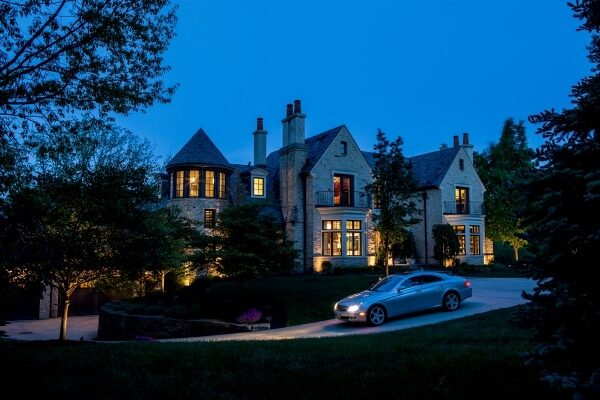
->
0, 0, 177, 138
432, 224, 460, 267
207, 203, 297, 295
0, 121, 195, 340
518, 1, 600, 398
474, 118, 535, 262
366, 129, 419, 275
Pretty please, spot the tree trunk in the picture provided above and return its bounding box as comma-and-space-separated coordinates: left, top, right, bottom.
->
384, 238, 390, 276
59, 296, 70, 341
513, 245, 519, 262
161, 272, 166, 292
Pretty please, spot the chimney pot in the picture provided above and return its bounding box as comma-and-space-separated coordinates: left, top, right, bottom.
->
257, 117, 264, 131
453, 135, 459, 147
463, 132, 469, 145
293, 99, 301, 114
286, 104, 293, 117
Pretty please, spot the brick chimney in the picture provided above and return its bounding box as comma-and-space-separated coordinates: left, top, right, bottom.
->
253, 117, 267, 166
453, 135, 459, 147
462, 132, 474, 161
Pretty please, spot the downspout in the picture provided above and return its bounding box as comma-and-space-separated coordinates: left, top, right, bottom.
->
422, 191, 428, 265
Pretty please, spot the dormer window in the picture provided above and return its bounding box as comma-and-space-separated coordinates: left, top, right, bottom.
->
341, 141, 348, 155
253, 177, 265, 197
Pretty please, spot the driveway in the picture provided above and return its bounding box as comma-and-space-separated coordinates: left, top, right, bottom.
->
1, 277, 537, 342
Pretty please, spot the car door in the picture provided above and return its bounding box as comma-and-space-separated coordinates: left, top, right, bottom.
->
414, 275, 445, 310
385, 277, 421, 317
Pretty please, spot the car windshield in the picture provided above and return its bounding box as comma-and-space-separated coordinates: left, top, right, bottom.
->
369, 276, 400, 292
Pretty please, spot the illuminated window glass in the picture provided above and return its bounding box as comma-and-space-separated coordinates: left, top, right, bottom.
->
189, 170, 200, 197
253, 177, 265, 197
470, 225, 481, 255
219, 172, 226, 199
205, 170, 215, 198
453, 225, 466, 255
176, 171, 184, 198
322, 220, 342, 256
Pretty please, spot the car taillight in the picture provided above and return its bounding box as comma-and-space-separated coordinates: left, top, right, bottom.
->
464, 280, 471, 288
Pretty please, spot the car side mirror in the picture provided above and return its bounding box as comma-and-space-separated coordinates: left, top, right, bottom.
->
396, 286, 406, 292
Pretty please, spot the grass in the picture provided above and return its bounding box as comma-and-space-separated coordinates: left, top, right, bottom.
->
0, 307, 560, 400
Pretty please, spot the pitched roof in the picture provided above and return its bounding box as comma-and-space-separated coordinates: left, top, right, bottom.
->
166, 128, 231, 169
303, 125, 345, 172
362, 146, 461, 189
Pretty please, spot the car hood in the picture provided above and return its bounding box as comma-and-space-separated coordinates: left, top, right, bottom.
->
339, 290, 391, 305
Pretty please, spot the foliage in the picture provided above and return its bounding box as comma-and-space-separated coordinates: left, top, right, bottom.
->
0, 0, 177, 139
0, 121, 196, 340
207, 203, 298, 284
519, 1, 600, 398
474, 118, 534, 261
235, 308, 263, 324
432, 224, 460, 267
366, 129, 420, 275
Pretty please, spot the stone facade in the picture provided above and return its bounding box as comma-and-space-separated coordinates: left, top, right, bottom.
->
163, 100, 491, 272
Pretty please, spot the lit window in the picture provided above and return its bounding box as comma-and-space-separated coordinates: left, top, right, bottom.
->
189, 170, 199, 197
176, 171, 184, 198
333, 174, 353, 206
253, 177, 265, 197
322, 220, 342, 256
470, 225, 481, 255
346, 220, 362, 256
455, 187, 469, 214
204, 209, 216, 229
453, 225, 466, 255
205, 170, 215, 198
219, 172, 226, 199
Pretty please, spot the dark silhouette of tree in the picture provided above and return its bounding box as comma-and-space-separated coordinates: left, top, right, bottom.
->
519, 1, 600, 398
432, 224, 460, 267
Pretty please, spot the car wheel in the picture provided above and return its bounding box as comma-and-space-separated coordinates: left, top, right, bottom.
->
367, 305, 386, 326
442, 292, 460, 311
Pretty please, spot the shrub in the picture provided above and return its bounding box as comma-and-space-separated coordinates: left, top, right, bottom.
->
236, 308, 262, 324
320, 261, 332, 274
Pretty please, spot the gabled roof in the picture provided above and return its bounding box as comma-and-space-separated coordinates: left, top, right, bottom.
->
166, 128, 231, 169
303, 125, 346, 172
362, 146, 461, 189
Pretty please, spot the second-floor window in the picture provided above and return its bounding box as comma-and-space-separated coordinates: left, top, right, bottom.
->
176, 171, 184, 198
334, 174, 353, 206
205, 170, 215, 198
253, 177, 265, 197
189, 170, 200, 197
219, 172, 226, 199
455, 187, 469, 214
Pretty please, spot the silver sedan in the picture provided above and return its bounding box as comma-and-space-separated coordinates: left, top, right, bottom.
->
334, 270, 472, 326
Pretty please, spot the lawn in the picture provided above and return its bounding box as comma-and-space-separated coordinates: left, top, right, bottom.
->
0, 307, 560, 400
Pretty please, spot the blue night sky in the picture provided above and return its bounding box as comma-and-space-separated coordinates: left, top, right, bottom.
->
115, 1, 593, 166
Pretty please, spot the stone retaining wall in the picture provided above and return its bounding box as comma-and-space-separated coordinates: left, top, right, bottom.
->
97, 302, 270, 340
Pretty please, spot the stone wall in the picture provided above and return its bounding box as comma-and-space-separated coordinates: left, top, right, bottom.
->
97, 302, 269, 340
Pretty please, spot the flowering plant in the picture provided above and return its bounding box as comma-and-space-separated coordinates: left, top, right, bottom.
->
236, 308, 262, 324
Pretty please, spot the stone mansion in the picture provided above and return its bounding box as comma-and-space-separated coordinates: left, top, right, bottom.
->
161, 100, 492, 272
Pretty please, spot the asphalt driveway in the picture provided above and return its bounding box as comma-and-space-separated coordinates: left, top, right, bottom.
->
1, 277, 537, 342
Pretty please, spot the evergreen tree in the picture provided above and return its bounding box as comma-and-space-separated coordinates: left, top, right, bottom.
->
519, 1, 600, 398
366, 129, 419, 275
474, 118, 534, 262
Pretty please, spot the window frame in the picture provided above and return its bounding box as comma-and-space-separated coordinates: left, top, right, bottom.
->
204, 209, 216, 229
252, 176, 265, 197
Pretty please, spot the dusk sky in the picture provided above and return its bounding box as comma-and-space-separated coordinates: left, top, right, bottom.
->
115, 1, 593, 166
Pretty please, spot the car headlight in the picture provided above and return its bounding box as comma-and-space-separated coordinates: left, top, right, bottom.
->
333, 302, 339, 311
347, 305, 360, 313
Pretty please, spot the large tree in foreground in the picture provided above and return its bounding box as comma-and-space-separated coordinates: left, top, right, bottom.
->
0, 0, 177, 137
519, 1, 600, 398
366, 129, 419, 275
474, 118, 534, 262
0, 121, 195, 340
